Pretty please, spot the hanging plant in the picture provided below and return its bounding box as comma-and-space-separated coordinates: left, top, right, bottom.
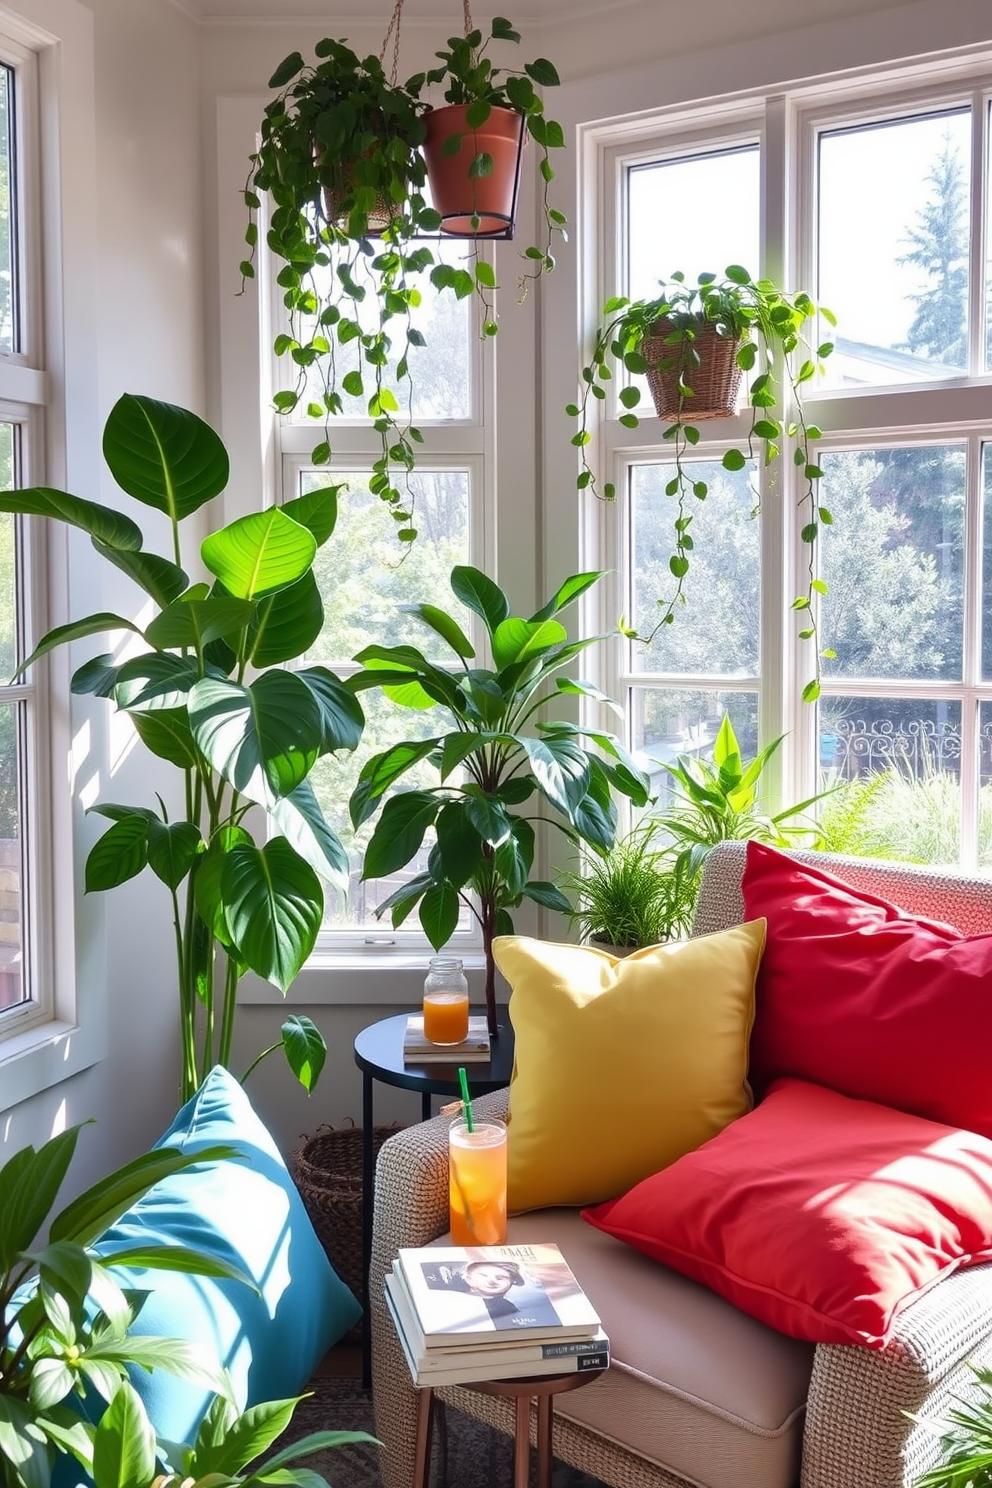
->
423, 12, 567, 304
241, 10, 566, 548
570, 267, 836, 701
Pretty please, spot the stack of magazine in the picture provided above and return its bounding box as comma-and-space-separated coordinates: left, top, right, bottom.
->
385, 1242, 609, 1387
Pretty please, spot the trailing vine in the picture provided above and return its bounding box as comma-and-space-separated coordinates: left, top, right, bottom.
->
570, 267, 836, 700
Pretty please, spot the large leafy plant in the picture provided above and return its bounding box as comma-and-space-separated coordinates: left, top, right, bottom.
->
571, 267, 836, 700
0, 1124, 248, 1488
556, 824, 698, 950
2, 394, 364, 1103
347, 566, 650, 1035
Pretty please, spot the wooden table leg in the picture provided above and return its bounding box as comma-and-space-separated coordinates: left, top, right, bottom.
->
513, 1393, 531, 1488
536, 1393, 554, 1488
412, 1387, 435, 1488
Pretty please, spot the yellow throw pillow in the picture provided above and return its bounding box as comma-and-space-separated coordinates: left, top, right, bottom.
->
495, 922, 766, 1212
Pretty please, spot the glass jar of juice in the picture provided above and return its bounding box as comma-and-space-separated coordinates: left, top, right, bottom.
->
423, 955, 469, 1045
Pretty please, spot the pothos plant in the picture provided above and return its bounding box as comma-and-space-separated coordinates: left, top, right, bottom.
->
241, 38, 440, 539
1, 394, 364, 1104
346, 566, 650, 1037
241, 18, 566, 548
571, 266, 836, 701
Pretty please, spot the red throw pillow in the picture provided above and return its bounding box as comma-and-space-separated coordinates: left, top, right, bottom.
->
582, 1078, 992, 1347
743, 840, 992, 1135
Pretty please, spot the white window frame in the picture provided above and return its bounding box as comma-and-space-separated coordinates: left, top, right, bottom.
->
0, 0, 104, 1112
570, 46, 992, 870
216, 94, 542, 1005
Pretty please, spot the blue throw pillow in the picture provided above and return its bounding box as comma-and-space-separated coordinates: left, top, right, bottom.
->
92, 1065, 361, 1445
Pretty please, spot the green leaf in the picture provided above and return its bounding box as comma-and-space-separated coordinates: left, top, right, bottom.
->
102, 393, 229, 521
362, 792, 439, 880
144, 595, 256, 651
189, 671, 324, 808
0, 487, 143, 551
14, 613, 145, 680
400, 603, 475, 660
0, 1126, 82, 1268
91, 542, 189, 607
521, 881, 572, 913
465, 794, 512, 848
281, 486, 340, 545
434, 802, 482, 886
85, 816, 150, 892
529, 571, 604, 622
114, 651, 198, 711
281, 1015, 326, 1094
92, 1382, 158, 1488
491, 617, 567, 670
221, 839, 323, 993
202, 508, 317, 601
71, 654, 120, 697
0, 1394, 51, 1488
271, 781, 350, 892
555, 677, 623, 717
722, 448, 747, 472
519, 735, 591, 816
440, 732, 485, 780
247, 570, 324, 667
349, 738, 443, 827
268, 50, 305, 87
292, 667, 364, 754
27, 1358, 76, 1412
419, 882, 460, 950
449, 566, 509, 635
525, 57, 561, 85
146, 820, 201, 890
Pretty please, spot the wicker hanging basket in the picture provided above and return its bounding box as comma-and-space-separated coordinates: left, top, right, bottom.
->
292, 1120, 402, 1336
642, 318, 745, 423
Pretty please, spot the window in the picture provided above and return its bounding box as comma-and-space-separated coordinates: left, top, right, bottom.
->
271, 243, 493, 951
0, 40, 46, 1039
584, 64, 992, 870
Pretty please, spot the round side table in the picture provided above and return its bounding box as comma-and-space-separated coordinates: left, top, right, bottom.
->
413, 1369, 603, 1488
353, 1012, 515, 1385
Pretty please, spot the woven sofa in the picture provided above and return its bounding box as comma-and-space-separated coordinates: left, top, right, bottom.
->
369, 842, 992, 1488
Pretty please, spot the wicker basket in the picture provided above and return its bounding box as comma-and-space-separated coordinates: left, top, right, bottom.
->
642, 318, 744, 423
292, 1120, 402, 1337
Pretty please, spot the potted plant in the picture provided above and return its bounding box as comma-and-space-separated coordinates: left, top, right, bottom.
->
1, 394, 364, 1103
241, 40, 442, 536
0, 1124, 248, 1488
556, 823, 698, 953
570, 266, 837, 700
650, 714, 826, 880
422, 15, 567, 266
346, 565, 650, 1036
242, 19, 566, 545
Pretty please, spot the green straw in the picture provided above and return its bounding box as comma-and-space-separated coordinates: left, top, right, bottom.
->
458, 1066, 474, 1133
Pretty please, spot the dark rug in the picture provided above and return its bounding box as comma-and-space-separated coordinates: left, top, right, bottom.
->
282, 1374, 608, 1488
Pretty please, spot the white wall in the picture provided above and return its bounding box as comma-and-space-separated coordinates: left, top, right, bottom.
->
6, 0, 992, 1183
0, 0, 206, 1192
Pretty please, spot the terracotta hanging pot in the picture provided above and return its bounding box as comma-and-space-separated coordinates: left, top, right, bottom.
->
423, 103, 524, 237
642, 317, 745, 423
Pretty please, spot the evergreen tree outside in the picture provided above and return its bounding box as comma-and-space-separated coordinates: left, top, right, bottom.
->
897, 130, 969, 368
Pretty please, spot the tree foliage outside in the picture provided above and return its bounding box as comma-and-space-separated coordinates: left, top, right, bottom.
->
897, 129, 969, 369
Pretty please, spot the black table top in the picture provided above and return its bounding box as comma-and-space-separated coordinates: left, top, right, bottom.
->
354, 1011, 515, 1097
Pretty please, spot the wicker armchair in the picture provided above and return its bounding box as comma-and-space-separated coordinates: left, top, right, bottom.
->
370, 843, 992, 1488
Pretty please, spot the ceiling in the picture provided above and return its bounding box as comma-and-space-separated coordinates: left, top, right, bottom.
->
187, 0, 637, 21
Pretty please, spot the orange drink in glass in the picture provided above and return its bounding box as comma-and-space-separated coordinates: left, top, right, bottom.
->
448, 1117, 507, 1245
423, 989, 470, 1045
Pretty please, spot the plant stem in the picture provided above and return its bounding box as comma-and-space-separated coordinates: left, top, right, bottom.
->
218, 953, 239, 1071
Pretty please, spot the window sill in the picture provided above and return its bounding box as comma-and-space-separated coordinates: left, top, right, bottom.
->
237, 952, 499, 1008
0, 1013, 106, 1113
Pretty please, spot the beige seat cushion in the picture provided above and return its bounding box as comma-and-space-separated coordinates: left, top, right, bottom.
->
432, 1207, 814, 1488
